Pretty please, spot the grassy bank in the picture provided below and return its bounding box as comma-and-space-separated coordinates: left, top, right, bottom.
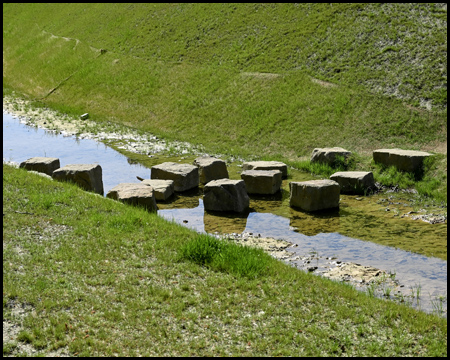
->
3, 4, 447, 158
3, 165, 447, 356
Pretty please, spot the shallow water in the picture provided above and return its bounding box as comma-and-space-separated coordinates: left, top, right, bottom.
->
3, 111, 447, 316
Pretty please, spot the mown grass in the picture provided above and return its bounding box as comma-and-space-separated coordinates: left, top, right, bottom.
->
2, 165, 447, 356
3, 4, 447, 157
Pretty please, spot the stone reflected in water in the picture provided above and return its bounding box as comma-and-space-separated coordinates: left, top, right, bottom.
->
289, 207, 340, 236
203, 210, 249, 234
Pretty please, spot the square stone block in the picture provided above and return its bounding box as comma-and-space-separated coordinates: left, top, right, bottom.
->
330, 171, 375, 195
151, 162, 199, 192
241, 169, 282, 194
106, 183, 157, 211
203, 179, 249, 213
193, 156, 229, 184
310, 147, 351, 166
52, 164, 103, 195
242, 161, 288, 178
373, 149, 432, 173
290, 179, 340, 212
19, 157, 60, 176
141, 179, 174, 201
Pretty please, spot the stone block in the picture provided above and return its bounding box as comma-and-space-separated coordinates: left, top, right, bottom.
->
242, 161, 288, 178
193, 156, 229, 184
289, 179, 340, 212
106, 183, 157, 211
241, 169, 282, 194
373, 149, 432, 173
203, 179, 249, 213
19, 157, 60, 176
330, 171, 375, 195
52, 164, 104, 195
141, 179, 174, 201
310, 147, 351, 166
151, 162, 199, 192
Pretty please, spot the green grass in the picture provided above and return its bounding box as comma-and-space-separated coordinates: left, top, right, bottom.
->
3, 165, 447, 356
3, 4, 447, 159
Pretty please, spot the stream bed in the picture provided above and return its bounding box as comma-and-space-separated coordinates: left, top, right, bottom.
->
3, 110, 447, 316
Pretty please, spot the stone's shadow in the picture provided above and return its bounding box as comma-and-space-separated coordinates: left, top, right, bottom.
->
203, 209, 250, 234
156, 187, 201, 210
247, 191, 283, 202
289, 207, 340, 236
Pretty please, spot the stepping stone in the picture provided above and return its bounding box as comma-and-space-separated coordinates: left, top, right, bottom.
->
193, 156, 229, 184
203, 179, 249, 213
141, 179, 174, 201
242, 161, 288, 178
52, 164, 104, 195
310, 147, 351, 166
106, 183, 157, 212
19, 157, 60, 176
330, 171, 375, 195
373, 149, 432, 173
289, 179, 340, 212
241, 169, 282, 194
151, 162, 199, 192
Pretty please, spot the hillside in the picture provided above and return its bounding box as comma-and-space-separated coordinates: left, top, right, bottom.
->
2, 3, 447, 159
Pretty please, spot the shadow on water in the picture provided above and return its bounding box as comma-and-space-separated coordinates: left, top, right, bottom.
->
3, 111, 447, 316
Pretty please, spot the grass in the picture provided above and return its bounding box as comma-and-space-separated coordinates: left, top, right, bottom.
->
2, 4, 447, 160
3, 164, 447, 356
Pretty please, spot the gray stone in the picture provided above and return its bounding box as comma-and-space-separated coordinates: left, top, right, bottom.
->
242, 161, 288, 178
241, 169, 282, 194
52, 164, 104, 195
373, 148, 432, 173
330, 171, 375, 195
310, 147, 352, 166
193, 156, 229, 184
151, 162, 199, 192
106, 183, 157, 211
141, 179, 174, 201
289, 179, 340, 212
19, 157, 60, 176
203, 179, 249, 213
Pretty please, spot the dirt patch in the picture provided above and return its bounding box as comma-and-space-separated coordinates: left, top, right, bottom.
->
310, 77, 338, 88
322, 262, 390, 284
241, 72, 281, 79
3, 300, 71, 357
218, 232, 294, 260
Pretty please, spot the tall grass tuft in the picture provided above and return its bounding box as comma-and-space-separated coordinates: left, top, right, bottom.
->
179, 234, 271, 279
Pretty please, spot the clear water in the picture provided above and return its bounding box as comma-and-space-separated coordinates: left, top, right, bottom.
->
3, 111, 447, 316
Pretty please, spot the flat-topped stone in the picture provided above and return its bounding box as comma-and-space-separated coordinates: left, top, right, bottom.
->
151, 162, 199, 192
193, 156, 229, 184
373, 148, 432, 173
310, 147, 351, 166
52, 164, 104, 195
241, 169, 282, 194
242, 161, 288, 178
330, 171, 375, 195
19, 157, 60, 176
106, 183, 157, 212
290, 179, 340, 212
203, 179, 249, 213
141, 179, 174, 201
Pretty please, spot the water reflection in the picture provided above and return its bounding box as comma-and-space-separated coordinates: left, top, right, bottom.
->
290, 207, 340, 236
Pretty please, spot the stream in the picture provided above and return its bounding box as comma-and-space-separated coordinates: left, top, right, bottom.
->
3, 110, 447, 317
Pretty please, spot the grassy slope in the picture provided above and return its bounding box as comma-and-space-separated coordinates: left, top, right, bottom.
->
3, 165, 447, 356
2, 3, 447, 161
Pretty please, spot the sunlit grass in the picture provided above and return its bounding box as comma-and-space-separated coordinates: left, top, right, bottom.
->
3, 165, 447, 356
